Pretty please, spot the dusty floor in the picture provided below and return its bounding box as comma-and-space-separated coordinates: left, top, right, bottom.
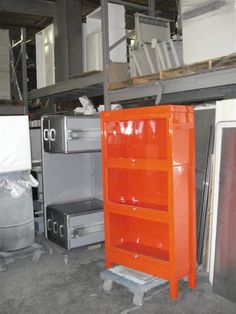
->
1, 238, 236, 314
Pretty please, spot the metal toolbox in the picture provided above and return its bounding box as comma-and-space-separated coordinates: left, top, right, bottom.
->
42, 115, 101, 153
46, 199, 104, 250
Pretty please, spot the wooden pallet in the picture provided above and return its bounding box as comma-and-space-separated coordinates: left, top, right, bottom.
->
108, 54, 236, 91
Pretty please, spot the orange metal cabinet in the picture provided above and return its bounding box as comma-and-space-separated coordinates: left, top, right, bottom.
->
100, 105, 196, 299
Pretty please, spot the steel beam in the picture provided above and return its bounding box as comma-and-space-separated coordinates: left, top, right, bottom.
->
109, 29, 134, 52
108, 82, 162, 102
54, 0, 69, 82
160, 86, 236, 104
67, 0, 83, 76
54, 0, 83, 82
101, 0, 111, 110
109, 0, 149, 11
149, 0, 156, 17
28, 72, 104, 99
0, 0, 55, 17
108, 67, 236, 103
21, 28, 28, 113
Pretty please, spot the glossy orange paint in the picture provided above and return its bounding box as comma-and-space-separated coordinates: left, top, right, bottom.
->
101, 105, 196, 299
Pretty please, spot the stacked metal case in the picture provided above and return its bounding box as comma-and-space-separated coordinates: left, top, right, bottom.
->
42, 114, 104, 250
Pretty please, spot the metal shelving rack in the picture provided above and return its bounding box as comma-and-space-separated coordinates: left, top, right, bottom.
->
28, 0, 156, 105
27, 1, 236, 107
101, 0, 157, 109
101, 0, 236, 109
28, 71, 104, 101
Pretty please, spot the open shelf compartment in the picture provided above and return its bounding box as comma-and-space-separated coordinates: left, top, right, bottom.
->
107, 168, 168, 212
105, 118, 169, 160
109, 213, 170, 262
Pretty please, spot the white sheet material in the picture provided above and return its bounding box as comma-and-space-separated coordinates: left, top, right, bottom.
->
181, 0, 236, 64
0, 116, 31, 173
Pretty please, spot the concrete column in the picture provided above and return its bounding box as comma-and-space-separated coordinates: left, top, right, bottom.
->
54, 0, 69, 82
54, 0, 83, 82
67, 0, 83, 77
149, 0, 156, 17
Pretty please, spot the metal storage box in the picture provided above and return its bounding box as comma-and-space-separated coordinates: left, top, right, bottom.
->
46, 199, 104, 250
42, 115, 101, 153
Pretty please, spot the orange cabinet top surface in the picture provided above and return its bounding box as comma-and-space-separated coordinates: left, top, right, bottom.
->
101, 105, 193, 121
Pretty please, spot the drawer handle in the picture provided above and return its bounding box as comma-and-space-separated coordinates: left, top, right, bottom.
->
53, 221, 58, 234
50, 128, 56, 142
59, 225, 64, 238
71, 222, 104, 238
68, 128, 100, 140
47, 218, 52, 231
43, 129, 49, 141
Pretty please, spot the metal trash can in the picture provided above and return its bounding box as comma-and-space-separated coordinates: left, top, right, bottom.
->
0, 172, 37, 251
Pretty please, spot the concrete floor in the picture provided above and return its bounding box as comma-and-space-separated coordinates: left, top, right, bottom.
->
1, 238, 236, 314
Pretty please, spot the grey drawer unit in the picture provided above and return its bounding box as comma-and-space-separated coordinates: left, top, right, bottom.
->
46, 199, 104, 250
42, 115, 101, 153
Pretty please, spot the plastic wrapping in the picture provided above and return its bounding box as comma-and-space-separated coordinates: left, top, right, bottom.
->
0, 172, 38, 251
0, 172, 38, 198
0, 116, 31, 173
74, 96, 96, 115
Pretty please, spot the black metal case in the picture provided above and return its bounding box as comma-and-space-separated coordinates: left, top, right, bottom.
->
46, 199, 104, 250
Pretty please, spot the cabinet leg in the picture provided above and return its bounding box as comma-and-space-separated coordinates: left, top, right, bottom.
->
105, 259, 113, 269
188, 271, 196, 289
170, 280, 179, 300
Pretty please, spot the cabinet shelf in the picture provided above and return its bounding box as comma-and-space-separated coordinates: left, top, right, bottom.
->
109, 213, 170, 262
107, 168, 168, 211
114, 242, 169, 262
105, 202, 169, 223
104, 157, 170, 171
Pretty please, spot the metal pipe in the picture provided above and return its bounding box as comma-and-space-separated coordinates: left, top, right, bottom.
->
11, 38, 32, 49
21, 28, 28, 113
101, 0, 111, 110
149, 0, 156, 17
109, 29, 135, 52
109, 0, 149, 11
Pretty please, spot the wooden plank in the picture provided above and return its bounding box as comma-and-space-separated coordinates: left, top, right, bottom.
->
109, 79, 132, 90
108, 53, 236, 91
132, 73, 160, 85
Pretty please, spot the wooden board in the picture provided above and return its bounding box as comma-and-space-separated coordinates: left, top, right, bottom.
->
108, 53, 236, 91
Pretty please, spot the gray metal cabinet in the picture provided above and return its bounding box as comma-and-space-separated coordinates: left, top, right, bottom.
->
42, 115, 101, 153
41, 114, 103, 250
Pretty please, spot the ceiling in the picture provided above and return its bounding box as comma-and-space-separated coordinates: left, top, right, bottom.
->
0, 1, 178, 37
81, 0, 178, 22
